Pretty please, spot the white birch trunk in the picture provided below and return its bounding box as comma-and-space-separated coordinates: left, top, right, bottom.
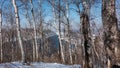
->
66, 1, 72, 64
32, 42, 36, 61
30, 0, 38, 61
12, 0, 24, 63
25, 9, 36, 61
52, 0, 65, 63
38, 0, 43, 61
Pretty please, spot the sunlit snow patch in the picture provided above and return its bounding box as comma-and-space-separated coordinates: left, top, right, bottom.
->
0, 62, 81, 68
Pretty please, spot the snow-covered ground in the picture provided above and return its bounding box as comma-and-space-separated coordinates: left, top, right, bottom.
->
0, 62, 81, 68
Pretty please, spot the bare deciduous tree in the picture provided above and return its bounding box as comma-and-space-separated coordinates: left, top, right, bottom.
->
65, 0, 73, 64
30, 0, 39, 61
102, 0, 119, 68
12, 0, 25, 63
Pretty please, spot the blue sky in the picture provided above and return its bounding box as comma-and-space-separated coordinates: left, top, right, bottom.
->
2, 0, 120, 31
18, 0, 102, 30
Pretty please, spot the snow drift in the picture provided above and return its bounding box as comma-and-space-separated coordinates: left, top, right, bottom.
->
0, 62, 81, 68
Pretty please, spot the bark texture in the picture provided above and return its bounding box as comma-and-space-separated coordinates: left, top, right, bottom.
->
81, 12, 92, 68
81, 0, 92, 68
30, 0, 39, 61
102, 0, 119, 68
12, 0, 25, 63
66, 1, 73, 64
58, 0, 65, 63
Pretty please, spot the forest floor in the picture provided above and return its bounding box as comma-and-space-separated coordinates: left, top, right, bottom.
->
0, 61, 81, 68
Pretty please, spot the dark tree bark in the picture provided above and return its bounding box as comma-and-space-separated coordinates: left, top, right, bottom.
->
81, 12, 92, 68
80, 0, 93, 68
102, 0, 119, 68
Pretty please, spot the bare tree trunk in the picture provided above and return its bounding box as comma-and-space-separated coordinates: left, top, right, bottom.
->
40, 24, 44, 61
66, 1, 72, 64
51, 0, 65, 63
25, 6, 36, 62
0, 0, 4, 63
30, 0, 39, 61
81, 12, 92, 68
11, 41, 14, 61
102, 0, 119, 68
75, 1, 86, 66
58, 28, 65, 63
32, 42, 36, 61
80, 1, 92, 68
58, 0, 65, 63
12, 0, 25, 63
38, 0, 44, 61
0, 9, 2, 63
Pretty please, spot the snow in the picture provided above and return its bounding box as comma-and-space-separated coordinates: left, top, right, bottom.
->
0, 62, 81, 68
